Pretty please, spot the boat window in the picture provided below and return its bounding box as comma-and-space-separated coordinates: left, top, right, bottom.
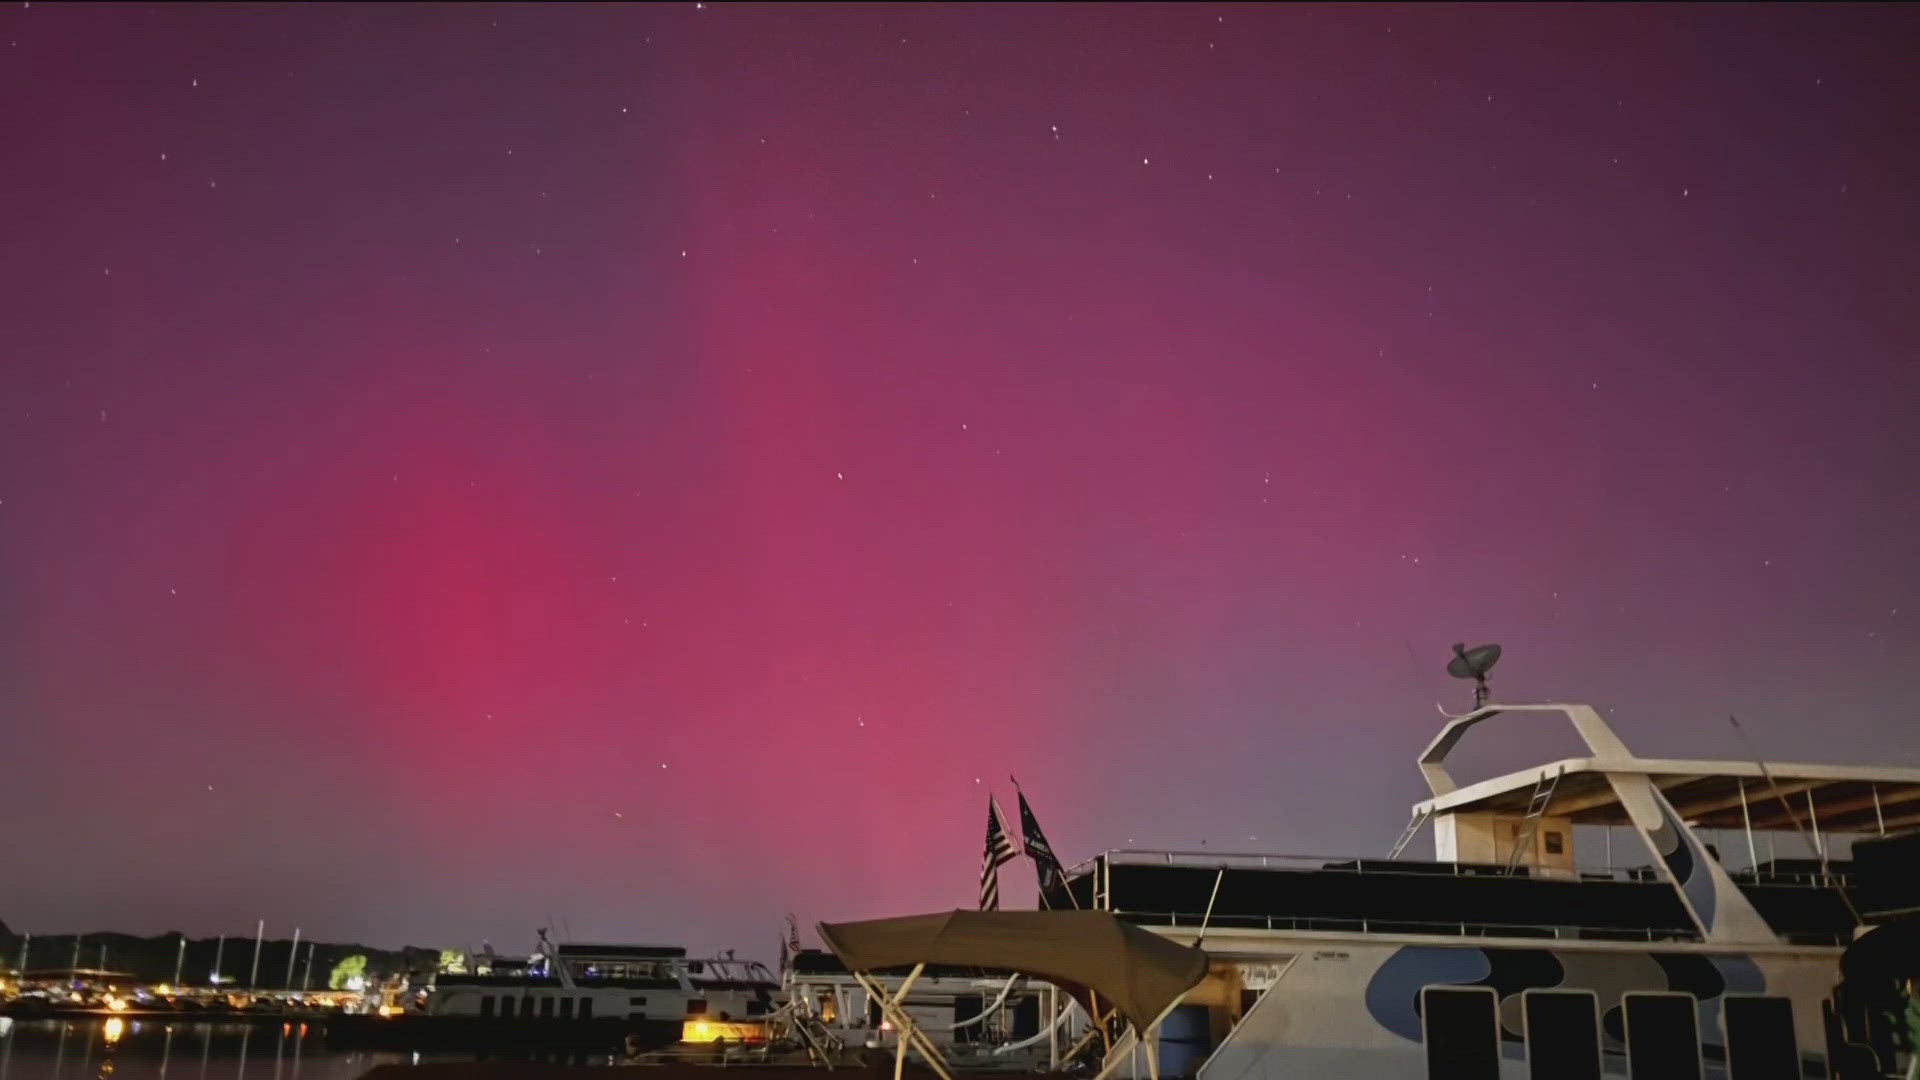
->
1723, 996, 1796, 1080
521, 996, 535, 1018
747, 999, 766, 1017
630, 996, 647, 1007
579, 996, 594, 1019
478, 995, 495, 1018
560, 997, 575, 1019
1624, 992, 1701, 1080
1421, 986, 1500, 1080
687, 999, 709, 1015
1544, 831, 1564, 856
540, 996, 556, 1019
1523, 990, 1600, 1080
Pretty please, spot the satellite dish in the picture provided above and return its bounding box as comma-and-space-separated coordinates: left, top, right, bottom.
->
1446, 642, 1502, 707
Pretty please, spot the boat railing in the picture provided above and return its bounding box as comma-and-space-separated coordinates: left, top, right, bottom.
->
1106, 909, 1707, 943
1073, 848, 1855, 889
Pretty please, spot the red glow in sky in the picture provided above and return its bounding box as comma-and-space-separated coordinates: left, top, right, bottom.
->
3, 4, 1918, 955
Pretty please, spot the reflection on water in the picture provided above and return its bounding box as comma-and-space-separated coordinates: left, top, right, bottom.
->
0, 1021, 410, 1080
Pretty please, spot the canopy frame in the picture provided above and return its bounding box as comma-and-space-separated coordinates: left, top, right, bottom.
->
818, 910, 1209, 1080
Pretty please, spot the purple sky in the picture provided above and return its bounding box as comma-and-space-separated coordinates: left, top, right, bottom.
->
3, 3, 1917, 957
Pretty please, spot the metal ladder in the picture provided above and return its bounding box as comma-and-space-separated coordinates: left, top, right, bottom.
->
1387, 808, 1432, 860
1503, 766, 1565, 875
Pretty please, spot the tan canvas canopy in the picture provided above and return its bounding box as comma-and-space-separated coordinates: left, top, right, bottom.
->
816, 909, 1209, 1033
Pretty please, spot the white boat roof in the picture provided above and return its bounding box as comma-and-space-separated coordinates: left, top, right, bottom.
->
1417, 757, 1920, 831
1411, 702, 1920, 832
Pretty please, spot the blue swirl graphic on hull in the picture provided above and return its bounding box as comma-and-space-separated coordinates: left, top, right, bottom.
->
1364, 947, 1492, 1042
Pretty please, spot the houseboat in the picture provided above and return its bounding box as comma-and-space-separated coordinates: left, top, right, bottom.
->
327, 940, 778, 1050
425, 941, 777, 1028
1040, 686, 1920, 1079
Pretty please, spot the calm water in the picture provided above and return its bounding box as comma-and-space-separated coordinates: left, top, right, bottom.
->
0, 1019, 524, 1080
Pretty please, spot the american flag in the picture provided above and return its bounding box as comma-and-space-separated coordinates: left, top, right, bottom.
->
979, 795, 1018, 910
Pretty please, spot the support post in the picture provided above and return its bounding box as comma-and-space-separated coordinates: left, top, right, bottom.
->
1873, 784, 1887, 837
1048, 982, 1059, 1071
1807, 791, 1827, 876
852, 966, 952, 1080
1195, 868, 1225, 947
1140, 997, 1183, 1080
1738, 779, 1759, 871
211, 936, 226, 987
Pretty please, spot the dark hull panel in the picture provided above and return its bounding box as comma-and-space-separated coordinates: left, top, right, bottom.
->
323, 1015, 679, 1051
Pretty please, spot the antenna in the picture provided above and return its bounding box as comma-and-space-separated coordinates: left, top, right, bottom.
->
1446, 642, 1502, 708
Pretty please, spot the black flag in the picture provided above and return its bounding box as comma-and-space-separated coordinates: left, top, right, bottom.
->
1016, 787, 1074, 909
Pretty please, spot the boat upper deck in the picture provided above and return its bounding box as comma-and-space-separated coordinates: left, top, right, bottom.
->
1062, 849, 1857, 946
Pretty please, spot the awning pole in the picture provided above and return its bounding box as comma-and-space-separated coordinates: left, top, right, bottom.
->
849, 967, 944, 1080
1806, 791, 1827, 877
1090, 990, 1112, 1053
1139, 997, 1184, 1080
1048, 983, 1059, 1071
1194, 868, 1225, 948
1873, 784, 1886, 837
1738, 779, 1759, 871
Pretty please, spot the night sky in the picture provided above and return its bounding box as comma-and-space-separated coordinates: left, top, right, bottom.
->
4, 3, 1919, 957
